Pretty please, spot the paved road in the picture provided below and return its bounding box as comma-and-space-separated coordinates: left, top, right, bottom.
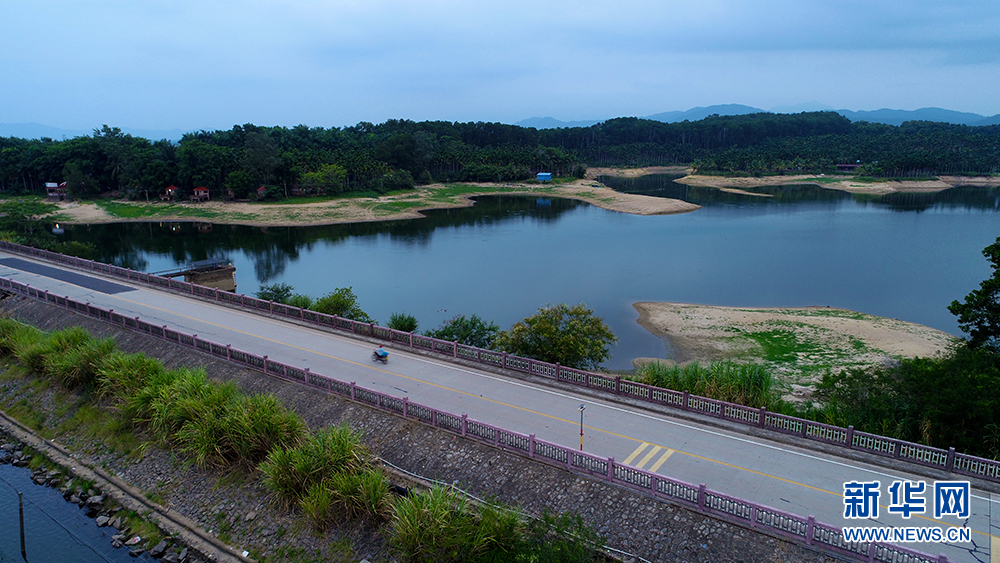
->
0, 251, 995, 563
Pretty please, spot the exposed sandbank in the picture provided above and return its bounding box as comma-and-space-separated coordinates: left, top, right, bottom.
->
632, 302, 958, 401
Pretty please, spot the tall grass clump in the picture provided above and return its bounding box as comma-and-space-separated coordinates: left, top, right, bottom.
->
390, 486, 521, 563
0, 317, 41, 356
261, 423, 388, 527
222, 394, 307, 469
636, 360, 778, 408
3, 325, 114, 389
15, 326, 90, 377
45, 334, 115, 389
94, 350, 165, 401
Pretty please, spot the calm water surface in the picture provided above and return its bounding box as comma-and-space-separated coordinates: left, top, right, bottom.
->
57, 177, 1000, 369
0, 463, 152, 562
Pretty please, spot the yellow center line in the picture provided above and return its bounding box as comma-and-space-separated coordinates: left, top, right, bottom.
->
109, 291, 995, 540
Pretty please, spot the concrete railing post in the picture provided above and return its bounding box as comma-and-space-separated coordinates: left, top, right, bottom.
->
758, 407, 767, 428
453, 340, 458, 358
805, 516, 815, 545
946, 447, 956, 472
529, 434, 535, 458
847, 425, 855, 448
461, 414, 468, 437
698, 483, 707, 511
226, 344, 231, 360
607, 457, 614, 481
682, 391, 690, 410
555, 363, 561, 381
615, 376, 621, 394
303, 367, 310, 385
403, 397, 409, 418
350, 381, 356, 401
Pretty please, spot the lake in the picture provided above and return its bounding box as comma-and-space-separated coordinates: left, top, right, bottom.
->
56, 176, 1000, 369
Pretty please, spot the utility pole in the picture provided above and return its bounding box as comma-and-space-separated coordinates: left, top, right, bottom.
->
579, 404, 586, 451
19, 491, 27, 561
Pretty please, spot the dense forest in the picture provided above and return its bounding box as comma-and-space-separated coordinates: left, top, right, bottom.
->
1, 112, 999, 200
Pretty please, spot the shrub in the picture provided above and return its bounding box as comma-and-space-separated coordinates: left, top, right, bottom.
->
492, 304, 617, 370
311, 287, 374, 323
388, 312, 418, 333
424, 315, 499, 349
287, 294, 313, 310
255, 282, 294, 304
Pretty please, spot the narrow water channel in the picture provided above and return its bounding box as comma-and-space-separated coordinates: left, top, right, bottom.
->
0, 463, 152, 562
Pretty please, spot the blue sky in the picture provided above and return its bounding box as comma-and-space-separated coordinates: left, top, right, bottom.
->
2, 0, 998, 131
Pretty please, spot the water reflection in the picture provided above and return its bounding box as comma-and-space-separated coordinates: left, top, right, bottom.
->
54, 183, 1000, 369
61, 196, 585, 282
599, 174, 1000, 212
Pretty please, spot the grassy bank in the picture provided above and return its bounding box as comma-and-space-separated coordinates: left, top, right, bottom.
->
0, 318, 607, 562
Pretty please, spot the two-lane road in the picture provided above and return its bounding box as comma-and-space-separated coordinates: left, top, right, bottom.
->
1, 251, 995, 563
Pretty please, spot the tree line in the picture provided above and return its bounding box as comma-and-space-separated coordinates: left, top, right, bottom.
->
2, 113, 999, 201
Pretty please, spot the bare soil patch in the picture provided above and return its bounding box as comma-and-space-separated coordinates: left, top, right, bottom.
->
633, 302, 958, 402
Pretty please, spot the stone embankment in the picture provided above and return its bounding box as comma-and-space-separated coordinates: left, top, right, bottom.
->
0, 294, 840, 563
0, 438, 198, 561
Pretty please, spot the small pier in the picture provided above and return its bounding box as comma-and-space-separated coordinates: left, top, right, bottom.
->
154, 259, 237, 292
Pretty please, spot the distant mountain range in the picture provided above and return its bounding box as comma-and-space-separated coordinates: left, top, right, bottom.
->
516, 105, 1000, 129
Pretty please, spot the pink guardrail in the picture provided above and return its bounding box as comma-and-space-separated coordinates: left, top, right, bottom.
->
0, 276, 951, 563
1, 240, 997, 484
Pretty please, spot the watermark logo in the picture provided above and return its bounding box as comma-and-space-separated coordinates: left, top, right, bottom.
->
934, 481, 970, 519
844, 480, 881, 518
887, 480, 925, 518
841, 480, 971, 543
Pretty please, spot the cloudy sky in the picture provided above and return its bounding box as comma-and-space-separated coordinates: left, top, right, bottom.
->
2, 0, 998, 131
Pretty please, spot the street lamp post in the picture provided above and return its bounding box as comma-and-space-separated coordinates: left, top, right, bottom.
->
579, 404, 586, 451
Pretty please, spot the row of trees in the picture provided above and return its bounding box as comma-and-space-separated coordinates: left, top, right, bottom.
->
255, 283, 618, 370
2, 113, 999, 201
0, 122, 584, 201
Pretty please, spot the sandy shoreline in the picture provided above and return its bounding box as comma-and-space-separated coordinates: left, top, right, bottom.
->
51, 177, 700, 227
632, 302, 958, 400
674, 173, 1000, 195
48, 167, 997, 227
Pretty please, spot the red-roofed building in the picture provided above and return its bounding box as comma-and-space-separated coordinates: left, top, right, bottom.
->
192, 186, 210, 201
45, 182, 67, 200
161, 185, 179, 201
256, 186, 267, 199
